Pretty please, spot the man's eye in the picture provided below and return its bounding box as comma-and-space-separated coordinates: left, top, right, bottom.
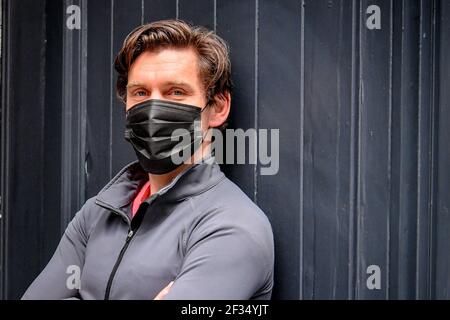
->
171, 89, 185, 96
135, 90, 147, 96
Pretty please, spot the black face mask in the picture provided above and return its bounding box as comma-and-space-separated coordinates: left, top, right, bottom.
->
124, 99, 208, 174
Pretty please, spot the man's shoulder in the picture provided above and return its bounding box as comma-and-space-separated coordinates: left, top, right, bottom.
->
70, 196, 107, 229
186, 176, 274, 290
189, 176, 274, 242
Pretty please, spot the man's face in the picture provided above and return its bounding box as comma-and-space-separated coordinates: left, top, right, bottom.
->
125, 47, 207, 111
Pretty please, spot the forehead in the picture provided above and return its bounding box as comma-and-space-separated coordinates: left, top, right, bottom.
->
127, 47, 201, 86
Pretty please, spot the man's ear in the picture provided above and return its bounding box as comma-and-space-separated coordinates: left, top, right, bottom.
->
208, 91, 231, 128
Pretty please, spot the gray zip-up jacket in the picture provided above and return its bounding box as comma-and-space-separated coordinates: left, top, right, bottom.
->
22, 158, 274, 300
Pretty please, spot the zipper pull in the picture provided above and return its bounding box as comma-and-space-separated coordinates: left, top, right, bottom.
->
127, 230, 134, 239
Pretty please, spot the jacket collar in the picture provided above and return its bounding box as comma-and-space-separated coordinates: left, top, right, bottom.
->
95, 156, 225, 212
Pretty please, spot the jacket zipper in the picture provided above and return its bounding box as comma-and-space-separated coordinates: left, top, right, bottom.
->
97, 196, 156, 300
104, 228, 135, 300
98, 168, 188, 300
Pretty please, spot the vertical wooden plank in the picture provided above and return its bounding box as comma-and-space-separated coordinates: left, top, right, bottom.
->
357, 0, 392, 299
301, 0, 354, 299
390, 0, 420, 300
258, 0, 302, 300
386, 0, 401, 299
0, 0, 7, 299
110, 0, 143, 176
349, 0, 361, 300
1, 0, 12, 299
85, 0, 113, 197
61, 0, 88, 230
416, 0, 435, 300
41, 0, 64, 284
3, 0, 47, 299
215, 0, 257, 199
387, 0, 401, 300
435, 0, 450, 300
178, 0, 214, 30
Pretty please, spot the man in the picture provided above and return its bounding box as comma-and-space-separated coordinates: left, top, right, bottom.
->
22, 19, 274, 300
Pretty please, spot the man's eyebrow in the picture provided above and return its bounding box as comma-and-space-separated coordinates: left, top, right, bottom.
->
126, 81, 196, 90
165, 81, 194, 89
126, 82, 145, 89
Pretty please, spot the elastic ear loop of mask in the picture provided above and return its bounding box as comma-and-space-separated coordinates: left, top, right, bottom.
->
200, 102, 212, 140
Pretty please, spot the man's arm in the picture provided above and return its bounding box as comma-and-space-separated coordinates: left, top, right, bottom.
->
163, 210, 274, 300
21, 200, 91, 299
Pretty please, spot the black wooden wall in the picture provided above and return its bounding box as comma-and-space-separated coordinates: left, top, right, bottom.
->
1, 0, 450, 299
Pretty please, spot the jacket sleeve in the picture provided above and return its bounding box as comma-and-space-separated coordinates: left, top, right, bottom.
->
163, 205, 274, 300
21, 199, 92, 300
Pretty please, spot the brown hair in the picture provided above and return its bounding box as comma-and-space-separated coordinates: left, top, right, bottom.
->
114, 19, 233, 105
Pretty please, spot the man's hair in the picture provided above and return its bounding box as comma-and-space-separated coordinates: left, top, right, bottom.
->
114, 19, 233, 107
